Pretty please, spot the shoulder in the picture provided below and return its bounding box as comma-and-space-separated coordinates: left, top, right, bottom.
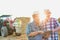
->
50, 17, 57, 21
26, 22, 33, 30
51, 17, 56, 20
28, 22, 34, 25
27, 22, 33, 27
51, 17, 59, 24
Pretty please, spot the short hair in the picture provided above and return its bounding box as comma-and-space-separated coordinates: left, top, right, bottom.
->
32, 11, 39, 17
44, 9, 51, 14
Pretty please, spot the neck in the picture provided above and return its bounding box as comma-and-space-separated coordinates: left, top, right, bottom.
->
44, 17, 50, 24
34, 21, 40, 26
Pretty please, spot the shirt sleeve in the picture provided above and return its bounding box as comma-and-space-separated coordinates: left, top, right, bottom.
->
26, 24, 31, 36
54, 19, 59, 27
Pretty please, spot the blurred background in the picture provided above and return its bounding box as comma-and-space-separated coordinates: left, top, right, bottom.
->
0, 0, 60, 40
0, 0, 60, 21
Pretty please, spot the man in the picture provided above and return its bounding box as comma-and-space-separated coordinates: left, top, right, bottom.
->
44, 9, 60, 40
26, 11, 44, 40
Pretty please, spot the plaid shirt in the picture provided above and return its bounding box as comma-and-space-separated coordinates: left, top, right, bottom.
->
45, 18, 59, 40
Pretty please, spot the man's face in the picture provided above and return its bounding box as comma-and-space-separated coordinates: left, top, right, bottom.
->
33, 14, 40, 23
44, 10, 51, 18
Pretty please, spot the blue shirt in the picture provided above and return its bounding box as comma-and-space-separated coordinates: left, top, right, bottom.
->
26, 22, 45, 40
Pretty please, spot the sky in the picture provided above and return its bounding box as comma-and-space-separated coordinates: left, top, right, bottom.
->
0, 0, 60, 21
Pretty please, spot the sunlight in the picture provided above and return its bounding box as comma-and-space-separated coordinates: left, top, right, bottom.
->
40, 12, 46, 22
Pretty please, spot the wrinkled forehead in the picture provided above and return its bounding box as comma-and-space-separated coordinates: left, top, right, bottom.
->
32, 13, 39, 18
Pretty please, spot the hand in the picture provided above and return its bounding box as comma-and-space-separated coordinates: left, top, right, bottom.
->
38, 31, 44, 34
29, 31, 39, 37
52, 29, 55, 33
43, 31, 51, 39
33, 31, 39, 34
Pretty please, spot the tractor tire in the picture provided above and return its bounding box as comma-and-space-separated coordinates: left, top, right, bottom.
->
1, 26, 8, 37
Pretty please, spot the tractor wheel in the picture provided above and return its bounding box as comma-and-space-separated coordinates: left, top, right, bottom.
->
1, 26, 8, 37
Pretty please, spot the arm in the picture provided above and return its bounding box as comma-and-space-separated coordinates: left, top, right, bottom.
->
26, 25, 38, 36
28, 31, 39, 37
52, 19, 60, 32
26, 24, 39, 37
28, 30, 44, 37
52, 26, 60, 32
